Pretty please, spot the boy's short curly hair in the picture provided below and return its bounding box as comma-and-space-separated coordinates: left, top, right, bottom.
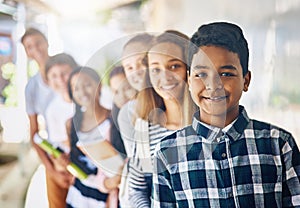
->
21, 27, 47, 44
109, 65, 125, 81
188, 22, 249, 76
45, 53, 77, 77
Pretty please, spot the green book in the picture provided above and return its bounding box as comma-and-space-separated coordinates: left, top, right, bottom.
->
34, 134, 88, 180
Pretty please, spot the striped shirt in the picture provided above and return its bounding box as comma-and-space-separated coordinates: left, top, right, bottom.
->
152, 106, 300, 208
67, 119, 111, 208
66, 178, 108, 208
129, 122, 173, 208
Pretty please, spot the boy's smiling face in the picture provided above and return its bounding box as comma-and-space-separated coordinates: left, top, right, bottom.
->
121, 42, 148, 91
22, 34, 49, 64
189, 45, 251, 127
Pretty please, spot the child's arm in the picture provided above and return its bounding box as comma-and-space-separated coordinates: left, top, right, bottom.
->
28, 115, 55, 172
102, 165, 123, 191
152, 149, 176, 208
100, 172, 121, 192
80, 168, 121, 193
128, 157, 151, 208
282, 134, 300, 207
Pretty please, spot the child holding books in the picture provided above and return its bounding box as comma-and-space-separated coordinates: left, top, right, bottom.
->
43, 53, 78, 207
65, 66, 122, 208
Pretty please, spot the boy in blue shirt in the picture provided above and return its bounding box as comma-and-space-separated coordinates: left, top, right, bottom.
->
152, 22, 300, 207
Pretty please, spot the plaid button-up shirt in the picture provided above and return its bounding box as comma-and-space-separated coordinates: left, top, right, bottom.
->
152, 106, 300, 208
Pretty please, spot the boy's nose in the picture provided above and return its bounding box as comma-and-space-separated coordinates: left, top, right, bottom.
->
57, 75, 66, 84
205, 75, 223, 90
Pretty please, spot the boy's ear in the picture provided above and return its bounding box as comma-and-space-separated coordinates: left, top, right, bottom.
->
243, 71, 251, 92
97, 84, 102, 95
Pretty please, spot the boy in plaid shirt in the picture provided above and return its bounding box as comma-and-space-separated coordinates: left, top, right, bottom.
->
152, 22, 300, 208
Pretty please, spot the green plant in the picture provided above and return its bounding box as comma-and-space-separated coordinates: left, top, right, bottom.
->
1, 62, 17, 106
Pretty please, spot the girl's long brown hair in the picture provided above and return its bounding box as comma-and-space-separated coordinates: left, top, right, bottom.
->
134, 30, 197, 127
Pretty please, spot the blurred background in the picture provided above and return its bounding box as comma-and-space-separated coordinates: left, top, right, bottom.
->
0, 0, 299, 207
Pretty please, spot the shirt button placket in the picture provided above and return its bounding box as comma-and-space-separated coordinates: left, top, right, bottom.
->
221, 134, 229, 159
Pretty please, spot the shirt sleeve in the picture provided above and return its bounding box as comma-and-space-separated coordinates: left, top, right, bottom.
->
118, 101, 136, 158
128, 156, 150, 208
25, 79, 36, 115
282, 133, 300, 207
152, 148, 176, 208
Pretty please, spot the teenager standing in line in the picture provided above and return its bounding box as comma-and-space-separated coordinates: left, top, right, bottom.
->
152, 22, 300, 208
128, 31, 196, 208
66, 67, 121, 208
22, 28, 65, 208
43, 53, 78, 207
117, 33, 155, 208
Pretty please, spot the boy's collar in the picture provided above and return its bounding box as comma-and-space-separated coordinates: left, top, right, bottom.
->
192, 106, 250, 142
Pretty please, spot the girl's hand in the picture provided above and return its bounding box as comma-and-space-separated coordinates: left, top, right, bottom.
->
50, 169, 74, 189
52, 152, 70, 168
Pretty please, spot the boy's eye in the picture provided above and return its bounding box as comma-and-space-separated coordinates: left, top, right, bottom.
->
62, 71, 69, 76
125, 66, 133, 71
220, 72, 234, 77
150, 68, 161, 74
194, 72, 207, 78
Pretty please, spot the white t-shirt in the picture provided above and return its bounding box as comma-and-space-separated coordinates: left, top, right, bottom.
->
77, 119, 111, 144
25, 73, 55, 117
44, 94, 74, 150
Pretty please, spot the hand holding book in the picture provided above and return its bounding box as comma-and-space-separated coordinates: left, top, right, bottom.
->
33, 133, 88, 180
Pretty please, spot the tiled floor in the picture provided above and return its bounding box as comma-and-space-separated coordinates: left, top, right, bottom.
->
0, 143, 40, 208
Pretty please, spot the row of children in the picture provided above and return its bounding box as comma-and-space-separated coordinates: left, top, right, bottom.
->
21, 21, 300, 208
22, 28, 123, 207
